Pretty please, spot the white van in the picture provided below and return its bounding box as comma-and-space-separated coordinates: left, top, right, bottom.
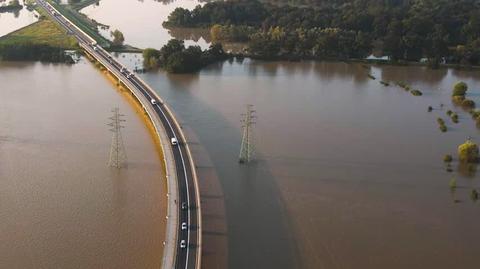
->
171, 137, 178, 146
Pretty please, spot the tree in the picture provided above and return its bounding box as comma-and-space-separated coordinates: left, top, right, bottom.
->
452, 81, 468, 96
111, 30, 125, 47
210, 24, 223, 41
458, 139, 479, 163
143, 48, 160, 70
9, 0, 20, 6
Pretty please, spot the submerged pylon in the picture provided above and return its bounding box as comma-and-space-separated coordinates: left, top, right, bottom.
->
239, 104, 256, 164
108, 107, 127, 168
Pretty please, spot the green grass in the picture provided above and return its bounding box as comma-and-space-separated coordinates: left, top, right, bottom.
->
0, 19, 78, 49
47, 0, 110, 47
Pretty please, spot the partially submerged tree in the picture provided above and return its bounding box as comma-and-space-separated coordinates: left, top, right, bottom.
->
458, 139, 479, 163
111, 29, 125, 47
452, 81, 468, 97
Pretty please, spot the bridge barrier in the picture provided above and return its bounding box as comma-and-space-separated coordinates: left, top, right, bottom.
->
43, 1, 97, 45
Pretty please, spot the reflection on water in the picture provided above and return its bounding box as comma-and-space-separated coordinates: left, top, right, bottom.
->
0, 0, 38, 37
81, 0, 209, 49
133, 59, 480, 269
0, 60, 167, 269
167, 27, 211, 43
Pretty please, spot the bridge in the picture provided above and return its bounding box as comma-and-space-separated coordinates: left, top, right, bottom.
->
36, 1, 202, 268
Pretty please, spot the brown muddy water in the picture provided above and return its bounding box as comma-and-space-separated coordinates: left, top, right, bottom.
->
2, 0, 480, 268
80, 0, 480, 268
132, 58, 480, 269
0, 60, 167, 269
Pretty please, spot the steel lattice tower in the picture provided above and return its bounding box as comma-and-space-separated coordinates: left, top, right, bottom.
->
108, 107, 127, 168
239, 104, 256, 164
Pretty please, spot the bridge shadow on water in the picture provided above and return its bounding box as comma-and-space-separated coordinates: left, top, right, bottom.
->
142, 68, 302, 269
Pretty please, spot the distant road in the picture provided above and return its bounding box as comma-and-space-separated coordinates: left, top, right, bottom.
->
36, 1, 201, 268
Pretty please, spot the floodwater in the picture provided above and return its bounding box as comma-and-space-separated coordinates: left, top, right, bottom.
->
81, 0, 209, 49
135, 59, 480, 269
0, 60, 167, 268
3, 0, 480, 268
80, 0, 480, 268
0, 0, 38, 37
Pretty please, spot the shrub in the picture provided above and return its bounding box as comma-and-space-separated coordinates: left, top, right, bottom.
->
446, 110, 453, 116
452, 81, 468, 96
411, 89, 422, 96
470, 110, 480, 119
443, 154, 453, 163
452, 95, 465, 105
428, 106, 433, 112
476, 117, 480, 128
458, 139, 479, 163
451, 113, 459, 123
449, 178, 457, 190
437, 118, 445, 125
439, 125, 447, 132
471, 189, 479, 202
461, 98, 476, 109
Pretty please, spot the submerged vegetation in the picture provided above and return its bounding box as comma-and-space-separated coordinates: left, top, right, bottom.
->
458, 139, 479, 163
143, 39, 228, 73
0, 0, 22, 13
452, 82, 468, 97
410, 89, 422, 96
437, 118, 447, 132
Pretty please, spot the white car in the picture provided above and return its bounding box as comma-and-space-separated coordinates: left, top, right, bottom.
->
180, 240, 186, 249
171, 137, 178, 146
181, 202, 187, 210
150, 99, 157, 105
181, 222, 187, 230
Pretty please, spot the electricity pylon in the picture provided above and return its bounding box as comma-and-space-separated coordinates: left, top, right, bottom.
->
239, 104, 256, 164
108, 107, 127, 168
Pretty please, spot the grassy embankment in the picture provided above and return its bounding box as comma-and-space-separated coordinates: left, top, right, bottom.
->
0, 19, 78, 49
45, 0, 110, 47
0, 10, 79, 63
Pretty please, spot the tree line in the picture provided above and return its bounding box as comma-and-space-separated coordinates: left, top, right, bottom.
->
0, 43, 75, 63
163, 0, 480, 65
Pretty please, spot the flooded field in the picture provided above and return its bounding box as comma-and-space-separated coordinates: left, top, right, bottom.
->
2, 0, 480, 268
0, 60, 167, 268
79, 0, 480, 267
81, 0, 209, 49
137, 59, 480, 269
0, 0, 38, 37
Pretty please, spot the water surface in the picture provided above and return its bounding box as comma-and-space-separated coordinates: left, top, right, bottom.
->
0, 0, 38, 37
81, 0, 209, 49
88, 1, 480, 267
0, 59, 167, 269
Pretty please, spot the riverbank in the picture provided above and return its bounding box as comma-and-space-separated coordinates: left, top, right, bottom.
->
0, 19, 78, 49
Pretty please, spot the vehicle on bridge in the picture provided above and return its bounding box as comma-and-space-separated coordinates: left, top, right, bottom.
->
171, 137, 178, 146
